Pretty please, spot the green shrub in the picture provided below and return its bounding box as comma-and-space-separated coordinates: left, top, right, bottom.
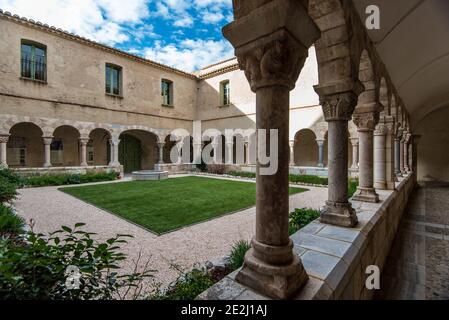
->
0, 176, 18, 203
288, 174, 328, 185
348, 179, 359, 198
228, 171, 256, 179
0, 204, 25, 236
0, 223, 153, 300
150, 269, 214, 300
0, 168, 24, 187
289, 208, 320, 235
229, 240, 251, 271
24, 172, 118, 187
206, 164, 228, 175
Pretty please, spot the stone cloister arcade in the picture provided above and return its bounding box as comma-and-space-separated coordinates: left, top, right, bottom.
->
197, 0, 420, 300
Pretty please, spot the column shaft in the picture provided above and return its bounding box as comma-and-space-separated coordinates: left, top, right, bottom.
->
373, 126, 387, 190
317, 140, 325, 167
289, 140, 295, 166
395, 138, 402, 177
79, 138, 89, 167
0, 135, 9, 167
43, 137, 52, 168
350, 138, 359, 170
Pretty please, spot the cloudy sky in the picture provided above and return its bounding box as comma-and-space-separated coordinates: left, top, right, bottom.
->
0, 0, 235, 71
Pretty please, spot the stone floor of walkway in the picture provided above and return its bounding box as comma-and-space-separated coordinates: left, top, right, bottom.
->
376, 181, 449, 300
14, 174, 327, 292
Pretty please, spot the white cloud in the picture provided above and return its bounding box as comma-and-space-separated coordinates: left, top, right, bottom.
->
0, 0, 151, 45
144, 38, 234, 71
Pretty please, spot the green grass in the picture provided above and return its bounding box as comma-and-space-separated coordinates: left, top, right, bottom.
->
60, 176, 307, 234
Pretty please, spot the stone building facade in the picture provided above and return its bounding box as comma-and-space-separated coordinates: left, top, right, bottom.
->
0, 9, 360, 176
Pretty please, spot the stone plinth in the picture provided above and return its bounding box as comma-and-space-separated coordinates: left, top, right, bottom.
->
132, 170, 168, 181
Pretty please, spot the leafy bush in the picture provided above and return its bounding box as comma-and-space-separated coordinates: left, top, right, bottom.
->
0, 176, 18, 203
348, 179, 359, 198
229, 240, 251, 271
0, 204, 25, 236
24, 172, 118, 187
289, 208, 320, 235
0, 168, 24, 187
150, 269, 214, 300
228, 171, 256, 179
0, 223, 154, 300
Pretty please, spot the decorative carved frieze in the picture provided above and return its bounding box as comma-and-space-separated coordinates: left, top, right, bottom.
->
0, 135, 10, 144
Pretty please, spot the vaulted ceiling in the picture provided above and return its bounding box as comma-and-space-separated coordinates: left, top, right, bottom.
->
354, 0, 449, 128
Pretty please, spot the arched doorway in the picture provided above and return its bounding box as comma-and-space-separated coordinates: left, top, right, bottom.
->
89, 128, 111, 166
8, 122, 44, 167
294, 129, 318, 167
52, 125, 81, 167
119, 130, 158, 173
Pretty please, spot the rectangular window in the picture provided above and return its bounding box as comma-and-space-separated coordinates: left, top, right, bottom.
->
161, 79, 173, 106
106, 64, 122, 96
220, 80, 230, 106
21, 41, 47, 81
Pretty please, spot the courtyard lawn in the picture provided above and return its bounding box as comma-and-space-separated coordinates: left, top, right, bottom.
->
60, 176, 307, 234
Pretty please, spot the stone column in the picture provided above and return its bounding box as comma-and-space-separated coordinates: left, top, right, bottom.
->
289, 140, 295, 166
373, 120, 387, 190
226, 140, 234, 165
352, 111, 380, 203
108, 138, 120, 167
394, 136, 402, 177
193, 142, 202, 164
176, 142, 184, 164
212, 141, 221, 164
350, 137, 359, 170
43, 136, 53, 168
315, 87, 361, 228
411, 135, 421, 183
316, 139, 325, 168
0, 134, 9, 168
223, 0, 320, 299
79, 138, 89, 167
157, 142, 165, 164
400, 135, 406, 175
384, 117, 396, 189
244, 141, 250, 165
404, 133, 411, 172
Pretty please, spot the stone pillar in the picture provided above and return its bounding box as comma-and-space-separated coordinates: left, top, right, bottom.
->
193, 142, 203, 164
0, 134, 9, 168
289, 140, 295, 166
400, 135, 406, 175
108, 138, 120, 167
43, 136, 53, 168
350, 137, 359, 170
223, 0, 320, 299
404, 133, 411, 173
352, 112, 380, 203
316, 139, 325, 168
244, 141, 250, 165
212, 141, 221, 164
226, 140, 234, 165
411, 135, 421, 183
157, 142, 165, 164
394, 136, 402, 177
79, 138, 89, 167
373, 120, 387, 190
384, 117, 396, 189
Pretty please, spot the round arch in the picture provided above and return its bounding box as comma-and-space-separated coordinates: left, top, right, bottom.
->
294, 129, 318, 167
52, 125, 81, 167
88, 128, 112, 166
8, 122, 44, 167
119, 129, 158, 173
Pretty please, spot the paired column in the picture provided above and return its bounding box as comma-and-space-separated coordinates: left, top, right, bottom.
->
400, 134, 406, 175
352, 111, 380, 203
350, 137, 359, 170
193, 142, 203, 165
316, 139, 325, 167
157, 142, 165, 164
225, 139, 234, 165
108, 138, 120, 167
404, 133, 411, 173
0, 134, 9, 168
212, 139, 221, 164
244, 141, 250, 165
223, 0, 319, 299
43, 136, 53, 168
79, 138, 90, 167
394, 134, 402, 177
289, 140, 295, 166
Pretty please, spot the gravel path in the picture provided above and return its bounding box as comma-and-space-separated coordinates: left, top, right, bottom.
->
14, 175, 327, 291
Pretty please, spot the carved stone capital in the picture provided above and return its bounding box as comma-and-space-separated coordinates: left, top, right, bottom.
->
320, 91, 360, 122
350, 137, 359, 146
79, 138, 90, 146
353, 112, 379, 131
109, 138, 120, 147
0, 134, 10, 144
374, 122, 388, 136
235, 31, 308, 91
42, 136, 53, 145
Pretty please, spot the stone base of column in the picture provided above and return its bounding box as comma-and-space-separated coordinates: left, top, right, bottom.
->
320, 201, 358, 228
353, 187, 379, 203
43, 163, 52, 168
350, 165, 359, 171
235, 239, 308, 300
374, 181, 387, 190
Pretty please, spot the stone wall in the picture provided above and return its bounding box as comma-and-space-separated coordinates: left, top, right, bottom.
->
198, 173, 416, 300
12, 165, 122, 178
